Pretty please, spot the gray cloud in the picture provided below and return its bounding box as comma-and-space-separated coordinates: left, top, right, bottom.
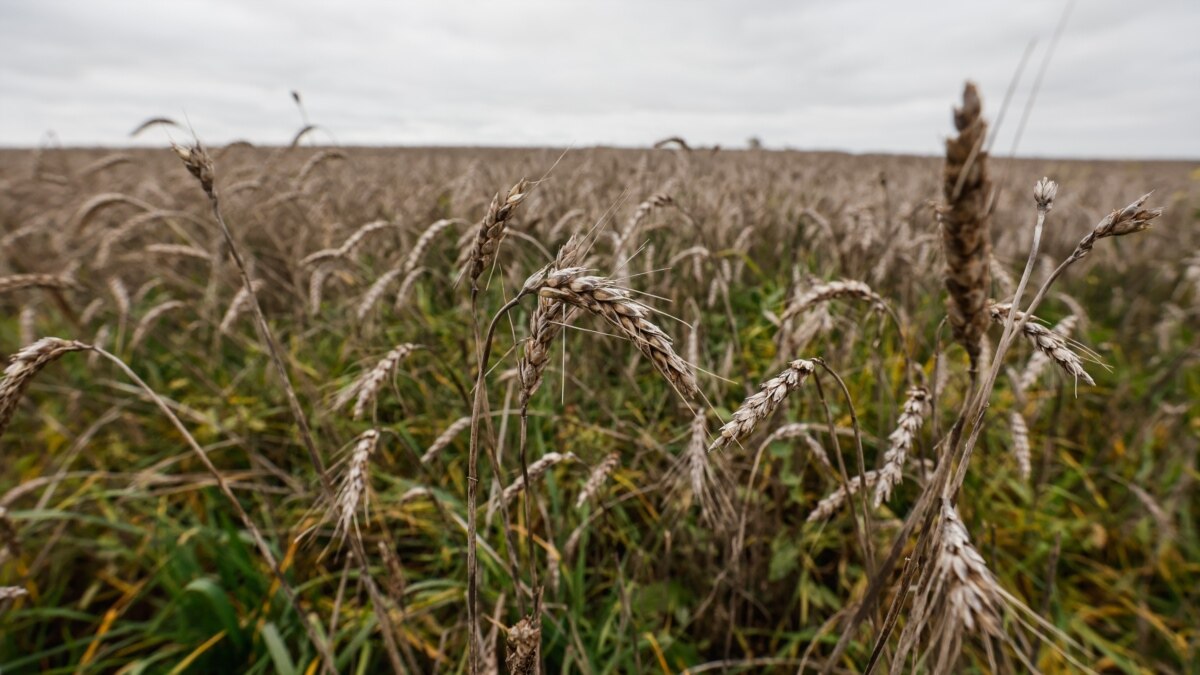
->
1, 0, 1197, 158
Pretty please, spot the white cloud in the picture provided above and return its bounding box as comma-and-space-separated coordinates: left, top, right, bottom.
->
1, 0, 1197, 157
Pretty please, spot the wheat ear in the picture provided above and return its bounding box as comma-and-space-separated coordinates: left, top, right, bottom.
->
873, 386, 932, 507
0, 338, 89, 440
940, 82, 993, 368
709, 359, 816, 452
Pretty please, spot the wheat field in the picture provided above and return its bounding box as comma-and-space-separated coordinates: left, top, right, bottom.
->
1, 87, 1198, 673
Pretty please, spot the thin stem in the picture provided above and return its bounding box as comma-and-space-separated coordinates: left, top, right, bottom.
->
207, 193, 332, 497
811, 371, 875, 584
952, 206, 1045, 493
467, 292, 528, 675
814, 359, 876, 578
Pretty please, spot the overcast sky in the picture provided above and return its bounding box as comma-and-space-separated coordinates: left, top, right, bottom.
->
2, 1, 1197, 158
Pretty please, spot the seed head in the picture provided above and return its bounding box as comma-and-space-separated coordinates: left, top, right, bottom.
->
172, 143, 215, 198
1033, 177, 1058, 212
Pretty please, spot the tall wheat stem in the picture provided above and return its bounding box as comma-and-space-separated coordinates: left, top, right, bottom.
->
468, 292, 530, 674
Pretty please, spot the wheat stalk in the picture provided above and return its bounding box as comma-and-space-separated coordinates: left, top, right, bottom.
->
671, 410, 733, 527
576, 452, 620, 509
404, 218, 458, 275
334, 343, 421, 419
940, 82, 993, 367
356, 268, 403, 321
709, 359, 815, 452
781, 279, 887, 323
536, 268, 699, 399
131, 300, 185, 351
757, 423, 833, 468
1009, 410, 1031, 480
873, 386, 931, 507
1019, 314, 1077, 390
332, 429, 379, 545
144, 243, 211, 262
421, 416, 472, 464
518, 236, 583, 407
465, 179, 530, 293
0, 274, 77, 295
987, 304, 1095, 387
218, 281, 264, 335
929, 502, 1004, 668
393, 266, 427, 312
0, 338, 89, 440
500, 452, 577, 505
807, 469, 881, 523
301, 219, 392, 266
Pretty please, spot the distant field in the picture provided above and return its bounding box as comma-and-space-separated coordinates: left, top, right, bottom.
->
0, 129, 1197, 673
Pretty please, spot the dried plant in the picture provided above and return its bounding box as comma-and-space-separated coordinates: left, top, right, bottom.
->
0, 338, 89, 440
332, 429, 379, 544
781, 279, 887, 323
873, 386, 931, 507
420, 416, 472, 464
465, 179, 530, 293
940, 82, 992, 367
576, 452, 620, 508
500, 452, 577, 505
987, 304, 1095, 387
536, 269, 698, 399
334, 343, 421, 419
709, 359, 815, 452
